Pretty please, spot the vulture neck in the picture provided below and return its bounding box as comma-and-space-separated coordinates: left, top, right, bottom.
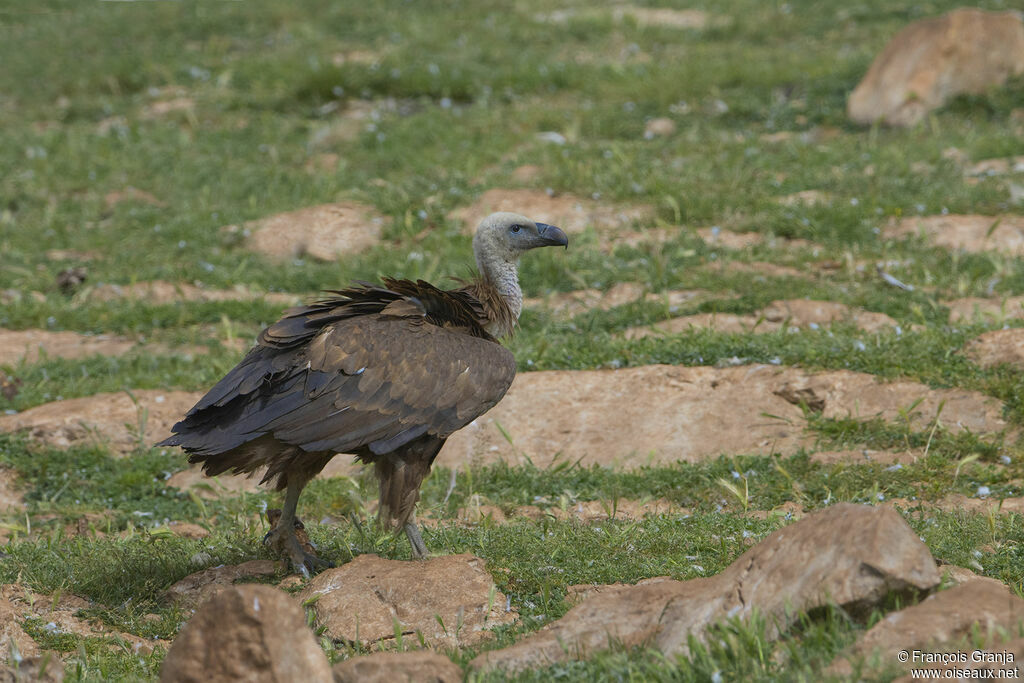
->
475, 254, 521, 339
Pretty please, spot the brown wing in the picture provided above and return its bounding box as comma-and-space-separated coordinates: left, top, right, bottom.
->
159, 292, 516, 457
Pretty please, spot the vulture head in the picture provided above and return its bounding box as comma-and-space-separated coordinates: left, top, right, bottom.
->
471, 211, 568, 338
473, 211, 568, 266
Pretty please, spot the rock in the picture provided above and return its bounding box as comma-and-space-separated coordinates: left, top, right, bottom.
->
164, 560, 281, 611
450, 189, 653, 236
625, 300, 899, 338
141, 97, 195, 119
0, 329, 136, 366
298, 554, 515, 647
164, 522, 210, 539
945, 295, 1024, 323
234, 202, 389, 262
523, 283, 706, 319
776, 190, 831, 206
0, 654, 64, 682
159, 584, 331, 683
470, 503, 939, 673
848, 8, 1024, 127
886, 214, 1024, 256
0, 389, 202, 455
939, 565, 1009, 593
829, 581, 1022, 676
512, 498, 684, 523
706, 260, 806, 279
696, 227, 763, 249
934, 494, 1024, 515
963, 328, 1024, 369
809, 449, 919, 466
331, 651, 462, 683
643, 117, 676, 138
965, 156, 1024, 177
439, 365, 1007, 469
537, 7, 718, 30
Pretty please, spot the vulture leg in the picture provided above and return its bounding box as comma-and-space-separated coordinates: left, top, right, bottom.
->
374, 435, 445, 559
263, 474, 331, 575
404, 521, 428, 559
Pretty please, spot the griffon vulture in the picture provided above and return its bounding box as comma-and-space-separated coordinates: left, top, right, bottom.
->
158, 212, 568, 572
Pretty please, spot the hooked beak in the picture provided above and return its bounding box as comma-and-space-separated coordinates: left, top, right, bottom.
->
535, 223, 569, 249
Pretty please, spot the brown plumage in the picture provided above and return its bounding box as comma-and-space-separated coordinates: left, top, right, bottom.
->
157, 212, 567, 571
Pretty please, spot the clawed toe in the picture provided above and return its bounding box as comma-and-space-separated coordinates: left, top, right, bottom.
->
264, 509, 332, 575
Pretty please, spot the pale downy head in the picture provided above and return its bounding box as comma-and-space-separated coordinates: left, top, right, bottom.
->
472, 212, 568, 338
472, 212, 568, 272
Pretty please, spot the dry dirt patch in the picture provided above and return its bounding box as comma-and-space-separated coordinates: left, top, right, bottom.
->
704, 260, 806, 279
886, 214, 1024, 255
0, 389, 201, 455
439, 365, 1006, 469
965, 156, 1024, 177
0, 329, 137, 366
333, 651, 463, 683
0, 468, 24, 514
625, 299, 899, 339
537, 7, 722, 30
524, 282, 709, 319
450, 188, 654, 235
229, 202, 389, 262
963, 328, 1024, 369
85, 280, 301, 306
945, 295, 1024, 323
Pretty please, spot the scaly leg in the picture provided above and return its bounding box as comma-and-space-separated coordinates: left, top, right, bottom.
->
404, 521, 428, 559
263, 475, 333, 576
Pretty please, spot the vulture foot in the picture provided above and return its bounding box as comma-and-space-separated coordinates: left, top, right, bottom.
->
264, 509, 333, 575
404, 522, 429, 559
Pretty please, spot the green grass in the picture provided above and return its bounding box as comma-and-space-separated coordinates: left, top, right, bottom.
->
1, 0, 1023, 679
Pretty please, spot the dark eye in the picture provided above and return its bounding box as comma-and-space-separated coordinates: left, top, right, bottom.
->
510, 224, 521, 233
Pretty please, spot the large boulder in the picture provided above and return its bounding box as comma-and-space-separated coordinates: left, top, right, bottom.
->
471, 503, 939, 673
159, 584, 331, 683
849, 8, 1024, 127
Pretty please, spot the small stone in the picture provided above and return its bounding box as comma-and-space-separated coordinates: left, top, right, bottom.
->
643, 118, 676, 139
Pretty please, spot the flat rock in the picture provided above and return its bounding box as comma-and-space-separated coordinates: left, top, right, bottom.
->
163, 560, 281, 611
965, 156, 1024, 177
450, 188, 653, 235
848, 8, 1024, 127
706, 260, 806, 279
776, 190, 831, 206
103, 187, 165, 209
625, 300, 899, 338
439, 365, 1007, 469
809, 449, 920, 466
470, 503, 940, 673
331, 651, 462, 683
945, 296, 1024, 323
887, 214, 1024, 255
0, 329, 136, 366
160, 584, 331, 683
523, 283, 707, 319
298, 553, 515, 648
829, 581, 1023, 677
538, 7, 721, 30
934, 494, 1024, 515
85, 280, 300, 306
0, 390, 201, 455
233, 202, 388, 262
696, 227, 763, 249
963, 328, 1024, 369
513, 498, 684, 522
939, 565, 1009, 593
